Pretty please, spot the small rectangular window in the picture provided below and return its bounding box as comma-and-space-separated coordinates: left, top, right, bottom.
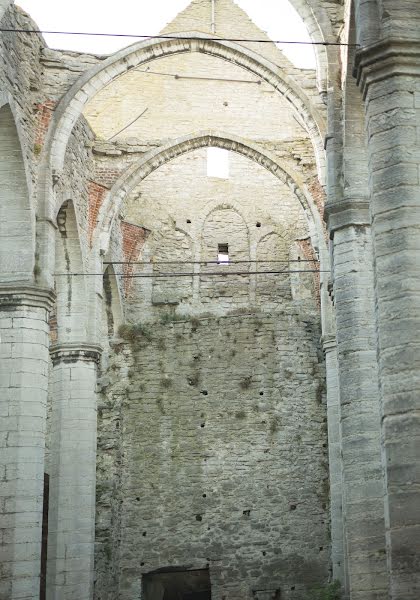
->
207, 147, 229, 179
218, 243, 229, 264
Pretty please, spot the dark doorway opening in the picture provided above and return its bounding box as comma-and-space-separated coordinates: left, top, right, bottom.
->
143, 568, 211, 600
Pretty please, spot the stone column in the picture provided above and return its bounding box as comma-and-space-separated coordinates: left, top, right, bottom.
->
0, 285, 54, 600
46, 344, 101, 600
356, 40, 420, 599
323, 335, 344, 585
325, 204, 388, 599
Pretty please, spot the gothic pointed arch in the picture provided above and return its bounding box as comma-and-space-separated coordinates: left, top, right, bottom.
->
0, 101, 34, 281
54, 200, 88, 343
286, 0, 336, 90
45, 33, 326, 192
94, 131, 325, 265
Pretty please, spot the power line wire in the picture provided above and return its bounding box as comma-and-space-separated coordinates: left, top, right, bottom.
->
104, 260, 319, 265
136, 68, 262, 84
55, 270, 326, 278
0, 28, 359, 47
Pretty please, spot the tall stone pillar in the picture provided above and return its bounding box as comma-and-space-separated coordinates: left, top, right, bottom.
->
356, 40, 420, 599
0, 285, 54, 600
46, 344, 101, 600
323, 335, 345, 585
325, 205, 388, 599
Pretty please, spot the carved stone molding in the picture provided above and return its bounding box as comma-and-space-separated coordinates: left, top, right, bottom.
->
355, 39, 420, 98
0, 284, 55, 311
50, 342, 103, 366
324, 198, 370, 236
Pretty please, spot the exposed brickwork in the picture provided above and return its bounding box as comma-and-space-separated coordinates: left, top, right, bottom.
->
308, 176, 325, 221
93, 166, 123, 189
88, 181, 108, 243
34, 99, 56, 150
120, 220, 150, 294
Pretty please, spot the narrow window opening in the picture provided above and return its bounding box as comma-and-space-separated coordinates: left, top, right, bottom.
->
217, 243, 229, 264
207, 147, 229, 179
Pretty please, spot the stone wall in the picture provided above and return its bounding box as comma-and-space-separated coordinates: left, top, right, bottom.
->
95, 141, 328, 599
96, 304, 329, 600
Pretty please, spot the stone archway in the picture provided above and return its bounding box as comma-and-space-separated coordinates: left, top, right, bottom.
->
95, 131, 325, 260
92, 130, 332, 339
45, 33, 326, 195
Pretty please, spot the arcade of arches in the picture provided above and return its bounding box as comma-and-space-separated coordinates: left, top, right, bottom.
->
1, 0, 420, 599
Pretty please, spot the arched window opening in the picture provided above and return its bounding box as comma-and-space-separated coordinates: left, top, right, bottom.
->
207, 147, 229, 179
0, 104, 34, 281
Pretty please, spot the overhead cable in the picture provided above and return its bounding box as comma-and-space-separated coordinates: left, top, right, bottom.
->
0, 28, 359, 47
55, 270, 326, 278
104, 259, 319, 265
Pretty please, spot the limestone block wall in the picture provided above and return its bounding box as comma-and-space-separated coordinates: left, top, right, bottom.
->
122, 148, 310, 321
93, 132, 328, 599
96, 305, 329, 600
0, 5, 47, 206
84, 52, 312, 147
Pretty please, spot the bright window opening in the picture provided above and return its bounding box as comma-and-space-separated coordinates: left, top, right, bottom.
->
218, 243, 229, 264
207, 147, 229, 179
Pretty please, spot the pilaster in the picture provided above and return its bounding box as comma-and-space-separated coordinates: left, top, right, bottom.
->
46, 343, 101, 600
0, 284, 54, 600
322, 335, 345, 586
355, 37, 420, 600
325, 205, 388, 598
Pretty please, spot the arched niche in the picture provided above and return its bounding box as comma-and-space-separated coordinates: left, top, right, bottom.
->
0, 103, 34, 281
151, 226, 194, 307
102, 264, 123, 339
200, 205, 250, 305
289, 239, 317, 301
256, 231, 291, 302
55, 200, 88, 343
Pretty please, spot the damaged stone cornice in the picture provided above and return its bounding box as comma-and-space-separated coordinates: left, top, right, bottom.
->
355, 38, 420, 98
324, 197, 370, 236
0, 284, 55, 310
50, 342, 103, 365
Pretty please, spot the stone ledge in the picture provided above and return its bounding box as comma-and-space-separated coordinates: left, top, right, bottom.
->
355, 39, 420, 98
50, 342, 103, 365
324, 199, 370, 235
0, 284, 55, 310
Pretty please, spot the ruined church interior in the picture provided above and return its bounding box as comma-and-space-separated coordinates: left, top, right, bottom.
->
1, 0, 420, 599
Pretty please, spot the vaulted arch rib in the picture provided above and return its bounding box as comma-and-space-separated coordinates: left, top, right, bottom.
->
46, 33, 326, 194
94, 131, 327, 277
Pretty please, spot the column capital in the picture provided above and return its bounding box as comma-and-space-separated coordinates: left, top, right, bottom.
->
324, 198, 370, 237
355, 38, 420, 99
50, 343, 103, 366
0, 284, 55, 311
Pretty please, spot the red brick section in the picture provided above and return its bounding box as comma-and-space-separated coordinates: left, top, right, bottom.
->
308, 176, 328, 240
34, 100, 57, 150
297, 237, 321, 307
121, 221, 150, 295
88, 181, 108, 244
93, 166, 123, 189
